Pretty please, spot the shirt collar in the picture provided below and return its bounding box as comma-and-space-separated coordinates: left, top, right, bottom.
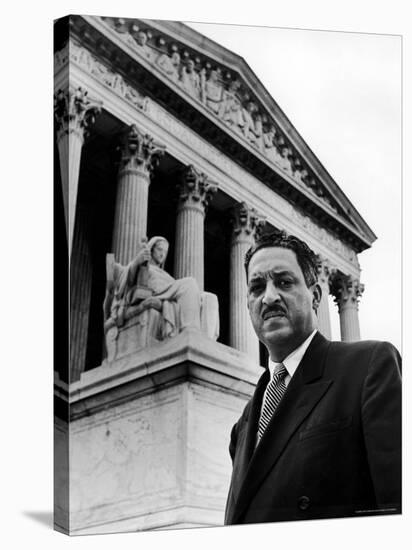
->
268, 329, 317, 380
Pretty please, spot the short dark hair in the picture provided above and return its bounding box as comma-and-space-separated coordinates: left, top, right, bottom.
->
244, 229, 319, 287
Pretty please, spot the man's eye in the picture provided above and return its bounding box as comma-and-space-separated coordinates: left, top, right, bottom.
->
279, 280, 292, 288
249, 282, 264, 294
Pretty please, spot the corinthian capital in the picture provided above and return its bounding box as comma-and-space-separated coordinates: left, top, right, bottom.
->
54, 87, 102, 141
315, 255, 336, 288
118, 124, 165, 173
231, 202, 266, 241
177, 165, 218, 211
330, 273, 364, 310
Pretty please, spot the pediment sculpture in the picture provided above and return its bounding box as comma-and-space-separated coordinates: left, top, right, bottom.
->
97, 17, 344, 217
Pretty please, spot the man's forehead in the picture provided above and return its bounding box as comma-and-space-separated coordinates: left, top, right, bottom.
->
248, 247, 300, 277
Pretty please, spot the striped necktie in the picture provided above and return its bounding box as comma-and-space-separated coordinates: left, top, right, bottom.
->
257, 363, 288, 443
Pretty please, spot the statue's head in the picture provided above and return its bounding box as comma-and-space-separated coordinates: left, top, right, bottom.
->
209, 69, 218, 82
171, 51, 181, 66
137, 30, 148, 46
147, 236, 169, 268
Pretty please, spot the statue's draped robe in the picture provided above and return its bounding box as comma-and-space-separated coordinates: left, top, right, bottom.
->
111, 262, 201, 337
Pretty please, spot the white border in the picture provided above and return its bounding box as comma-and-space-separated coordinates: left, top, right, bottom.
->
1, 1, 409, 549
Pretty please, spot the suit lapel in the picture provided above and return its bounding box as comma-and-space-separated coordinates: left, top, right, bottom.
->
230, 332, 332, 524
229, 369, 269, 504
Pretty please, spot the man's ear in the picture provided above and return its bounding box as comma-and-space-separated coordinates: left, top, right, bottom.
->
312, 283, 322, 312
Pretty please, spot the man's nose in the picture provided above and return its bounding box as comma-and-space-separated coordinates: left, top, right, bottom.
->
262, 282, 281, 306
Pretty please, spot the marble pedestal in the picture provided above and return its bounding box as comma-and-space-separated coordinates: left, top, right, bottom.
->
54, 329, 261, 535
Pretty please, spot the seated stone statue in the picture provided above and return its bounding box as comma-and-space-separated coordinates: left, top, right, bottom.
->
103, 236, 219, 361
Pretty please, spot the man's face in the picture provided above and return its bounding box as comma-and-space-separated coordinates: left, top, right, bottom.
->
247, 246, 320, 360
151, 240, 168, 266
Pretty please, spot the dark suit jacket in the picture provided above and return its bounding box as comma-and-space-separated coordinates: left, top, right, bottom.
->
224, 332, 401, 524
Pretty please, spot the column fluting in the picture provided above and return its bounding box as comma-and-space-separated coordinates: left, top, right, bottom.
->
174, 165, 217, 291
229, 203, 265, 362
69, 210, 93, 381
111, 124, 165, 265
316, 257, 333, 340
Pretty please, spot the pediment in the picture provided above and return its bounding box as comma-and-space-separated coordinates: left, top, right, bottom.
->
63, 15, 376, 253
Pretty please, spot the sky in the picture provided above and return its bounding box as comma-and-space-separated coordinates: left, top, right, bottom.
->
187, 22, 402, 350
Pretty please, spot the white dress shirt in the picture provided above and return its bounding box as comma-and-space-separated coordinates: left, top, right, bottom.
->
261, 329, 318, 413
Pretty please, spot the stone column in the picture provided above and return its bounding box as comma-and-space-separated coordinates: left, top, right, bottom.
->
70, 210, 93, 381
331, 273, 364, 342
229, 203, 265, 362
54, 87, 102, 257
316, 256, 333, 340
174, 165, 217, 290
112, 124, 165, 265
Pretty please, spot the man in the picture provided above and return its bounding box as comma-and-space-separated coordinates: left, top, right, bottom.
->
224, 230, 401, 524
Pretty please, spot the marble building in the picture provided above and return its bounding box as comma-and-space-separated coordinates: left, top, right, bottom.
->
54, 15, 376, 535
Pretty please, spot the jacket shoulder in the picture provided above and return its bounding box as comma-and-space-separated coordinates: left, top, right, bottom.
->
329, 339, 400, 358
325, 339, 401, 379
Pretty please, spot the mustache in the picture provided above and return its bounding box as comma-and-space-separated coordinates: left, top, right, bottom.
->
261, 305, 287, 318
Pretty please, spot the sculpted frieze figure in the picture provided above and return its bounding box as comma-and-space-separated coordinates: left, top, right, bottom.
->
97, 16, 321, 186
68, 42, 147, 112
242, 102, 264, 150
180, 59, 201, 99
291, 157, 314, 188
130, 29, 154, 60
305, 175, 318, 191
279, 146, 293, 174
241, 101, 255, 138
219, 80, 244, 132
200, 69, 225, 114
263, 124, 282, 164
90, 58, 113, 85
294, 166, 309, 185
123, 85, 148, 110
156, 48, 181, 82
254, 112, 264, 150
97, 17, 317, 181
